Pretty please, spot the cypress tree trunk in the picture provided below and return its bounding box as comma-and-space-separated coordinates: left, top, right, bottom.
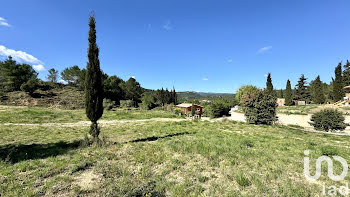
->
85, 14, 104, 139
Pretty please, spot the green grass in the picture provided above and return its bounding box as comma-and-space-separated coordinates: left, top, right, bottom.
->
0, 105, 180, 123
1, 109, 350, 196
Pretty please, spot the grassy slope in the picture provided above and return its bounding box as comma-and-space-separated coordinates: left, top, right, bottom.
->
0, 108, 349, 196
0, 105, 180, 123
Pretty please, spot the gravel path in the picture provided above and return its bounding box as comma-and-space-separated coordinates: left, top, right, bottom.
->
226, 112, 350, 135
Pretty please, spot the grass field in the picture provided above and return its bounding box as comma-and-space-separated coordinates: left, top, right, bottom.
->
0, 105, 180, 123
0, 105, 349, 196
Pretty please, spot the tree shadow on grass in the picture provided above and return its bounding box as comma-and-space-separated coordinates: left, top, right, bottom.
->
0, 140, 81, 164
127, 131, 192, 143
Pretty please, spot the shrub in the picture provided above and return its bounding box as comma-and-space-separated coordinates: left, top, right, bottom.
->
309, 109, 347, 132
209, 99, 232, 118
174, 108, 183, 115
242, 90, 277, 125
103, 99, 115, 110
120, 100, 136, 108
20, 79, 38, 95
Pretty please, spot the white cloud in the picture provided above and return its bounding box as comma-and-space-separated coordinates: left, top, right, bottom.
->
130, 76, 135, 79
0, 45, 47, 72
162, 20, 172, 31
264, 74, 268, 77
227, 59, 233, 63
0, 17, 11, 27
33, 64, 46, 71
202, 78, 209, 81
257, 46, 272, 54
0, 45, 42, 64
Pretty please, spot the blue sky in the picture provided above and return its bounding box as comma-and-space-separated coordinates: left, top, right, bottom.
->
1, 0, 350, 93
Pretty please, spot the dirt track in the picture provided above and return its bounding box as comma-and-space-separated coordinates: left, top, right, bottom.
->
227, 112, 350, 134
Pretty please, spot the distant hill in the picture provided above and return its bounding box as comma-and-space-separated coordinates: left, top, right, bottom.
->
177, 91, 235, 102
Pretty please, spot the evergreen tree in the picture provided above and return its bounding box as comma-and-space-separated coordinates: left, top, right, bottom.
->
280, 89, 283, 98
85, 14, 104, 140
0, 56, 38, 91
333, 62, 345, 101
311, 75, 326, 104
172, 86, 177, 105
47, 68, 58, 83
123, 77, 143, 103
265, 73, 273, 94
61, 65, 81, 85
294, 74, 311, 103
285, 80, 293, 106
343, 60, 350, 86
191, 102, 195, 116
242, 90, 277, 125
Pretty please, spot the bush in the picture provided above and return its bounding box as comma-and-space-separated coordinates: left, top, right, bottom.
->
242, 90, 277, 125
20, 79, 38, 95
174, 108, 183, 116
120, 100, 136, 108
209, 100, 232, 118
103, 99, 115, 110
309, 109, 347, 132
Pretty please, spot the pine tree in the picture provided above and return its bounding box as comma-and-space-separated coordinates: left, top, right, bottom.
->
294, 74, 311, 103
311, 75, 326, 104
333, 62, 345, 101
47, 68, 58, 83
285, 80, 293, 106
280, 89, 283, 98
266, 73, 273, 94
343, 60, 350, 86
85, 14, 104, 139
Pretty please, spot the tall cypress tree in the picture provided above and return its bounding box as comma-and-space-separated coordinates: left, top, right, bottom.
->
311, 75, 326, 104
285, 79, 293, 106
85, 14, 104, 139
266, 73, 273, 94
343, 60, 350, 86
280, 89, 284, 98
333, 62, 345, 101
191, 102, 195, 116
172, 86, 177, 105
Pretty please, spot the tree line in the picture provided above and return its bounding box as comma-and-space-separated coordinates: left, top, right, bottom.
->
264, 61, 350, 106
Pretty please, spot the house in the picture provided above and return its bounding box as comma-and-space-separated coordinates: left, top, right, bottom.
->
344, 86, 350, 100
175, 103, 203, 116
276, 98, 285, 107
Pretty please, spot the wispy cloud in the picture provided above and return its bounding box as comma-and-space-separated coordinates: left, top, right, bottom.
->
264, 74, 268, 77
162, 20, 172, 31
202, 78, 209, 81
0, 17, 11, 27
227, 59, 233, 63
257, 46, 272, 54
130, 76, 135, 79
0, 45, 46, 71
